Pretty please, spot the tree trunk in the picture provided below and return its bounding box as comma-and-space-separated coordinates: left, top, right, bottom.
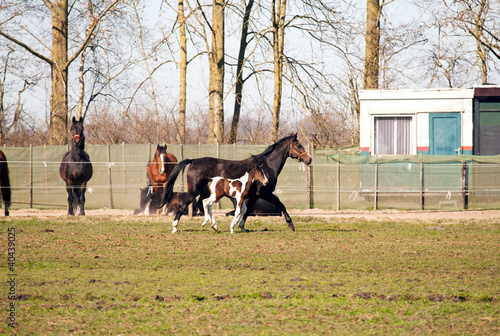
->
229, 0, 254, 144
208, 0, 225, 144
49, 0, 69, 145
178, 0, 187, 144
77, 47, 86, 120
271, 0, 287, 142
363, 0, 380, 89
473, 0, 488, 83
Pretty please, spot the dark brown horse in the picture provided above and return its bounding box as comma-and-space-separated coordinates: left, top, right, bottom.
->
160, 133, 312, 233
146, 144, 178, 215
59, 117, 93, 216
0, 149, 11, 216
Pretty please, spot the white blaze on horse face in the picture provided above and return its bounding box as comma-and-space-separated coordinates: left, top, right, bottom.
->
160, 154, 165, 174
257, 169, 269, 186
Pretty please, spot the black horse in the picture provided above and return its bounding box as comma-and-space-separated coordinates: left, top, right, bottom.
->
0, 149, 11, 216
159, 133, 312, 233
59, 117, 93, 216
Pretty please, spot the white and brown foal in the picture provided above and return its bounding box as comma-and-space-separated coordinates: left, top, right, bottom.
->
202, 165, 269, 233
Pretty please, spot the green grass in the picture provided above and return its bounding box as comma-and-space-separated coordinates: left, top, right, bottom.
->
1, 214, 499, 335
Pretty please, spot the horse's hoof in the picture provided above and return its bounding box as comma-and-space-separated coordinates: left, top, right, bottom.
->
211, 224, 218, 231
288, 223, 295, 231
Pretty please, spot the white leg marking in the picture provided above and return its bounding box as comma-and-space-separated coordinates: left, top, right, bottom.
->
201, 198, 212, 226
144, 200, 151, 216
172, 219, 178, 233
230, 205, 241, 234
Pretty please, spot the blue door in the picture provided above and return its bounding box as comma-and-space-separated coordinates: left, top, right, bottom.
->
429, 113, 461, 155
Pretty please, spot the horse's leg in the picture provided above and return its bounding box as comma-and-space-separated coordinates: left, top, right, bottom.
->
237, 201, 248, 233
201, 198, 212, 227
144, 199, 151, 216
239, 196, 258, 232
66, 184, 75, 216
78, 182, 87, 216
230, 195, 244, 233
153, 183, 164, 216
171, 192, 198, 233
208, 201, 218, 231
260, 193, 295, 231
1, 185, 9, 217
72, 185, 83, 216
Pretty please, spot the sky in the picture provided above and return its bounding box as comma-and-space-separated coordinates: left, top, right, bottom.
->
3, 0, 497, 132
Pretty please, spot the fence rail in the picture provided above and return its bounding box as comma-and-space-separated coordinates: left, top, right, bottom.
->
2, 144, 500, 212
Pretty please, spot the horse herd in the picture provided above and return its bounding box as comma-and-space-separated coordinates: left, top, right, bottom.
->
0, 118, 313, 233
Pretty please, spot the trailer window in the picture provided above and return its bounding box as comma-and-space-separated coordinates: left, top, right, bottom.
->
374, 117, 412, 155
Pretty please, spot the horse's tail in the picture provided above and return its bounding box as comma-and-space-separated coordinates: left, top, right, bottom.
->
159, 159, 193, 208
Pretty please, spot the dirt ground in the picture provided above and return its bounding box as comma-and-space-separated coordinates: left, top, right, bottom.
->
6, 207, 500, 223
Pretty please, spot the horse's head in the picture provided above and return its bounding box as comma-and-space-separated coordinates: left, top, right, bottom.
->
250, 163, 269, 186
155, 144, 168, 174
70, 116, 85, 146
288, 133, 312, 165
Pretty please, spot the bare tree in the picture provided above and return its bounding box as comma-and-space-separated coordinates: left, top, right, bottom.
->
0, 0, 121, 144
271, 0, 287, 142
228, 0, 255, 144
364, 0, 394, 89
416, 0, 499, 87
178, 0, 188, 144
208, 0, 225, 144
442, 0, 499, 83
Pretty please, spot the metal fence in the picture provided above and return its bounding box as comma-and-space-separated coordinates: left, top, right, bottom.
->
2, 144, 500, 211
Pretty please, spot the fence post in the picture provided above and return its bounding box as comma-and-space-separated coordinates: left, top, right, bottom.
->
147, 144, 151, 184
336, 161, 340, 210
122, 142, 126, 193
462, 161, 468, 210
107, 144, 113, 209
306, 144, 311, 209
180, 143, 184, 193
29, 144, 33, 209
374, 162, 378, 210
420, 162, 424, 210
216, 143, 220, 210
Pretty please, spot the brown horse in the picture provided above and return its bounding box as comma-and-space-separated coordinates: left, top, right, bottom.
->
0, 149, 11, 216
146, 144, 177, 215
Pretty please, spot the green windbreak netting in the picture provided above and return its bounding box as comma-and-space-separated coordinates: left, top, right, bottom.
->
327, 153, 500, 164
324, 153, 500, 210
2, 146, 500, 212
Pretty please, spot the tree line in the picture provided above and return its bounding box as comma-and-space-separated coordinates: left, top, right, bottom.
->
0, 0, 499, 148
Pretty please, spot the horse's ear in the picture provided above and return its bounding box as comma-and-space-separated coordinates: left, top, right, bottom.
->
72, 116, 76, 124
156, 144, 160, 150
79, 116, 84, 123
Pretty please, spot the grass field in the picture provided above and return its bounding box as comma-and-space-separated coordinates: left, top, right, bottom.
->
2, 213, 499, 335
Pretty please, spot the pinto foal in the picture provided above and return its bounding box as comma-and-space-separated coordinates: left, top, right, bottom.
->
201, 164, 269, 233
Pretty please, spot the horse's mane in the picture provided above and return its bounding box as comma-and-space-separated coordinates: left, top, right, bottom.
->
250, 133, 297, 164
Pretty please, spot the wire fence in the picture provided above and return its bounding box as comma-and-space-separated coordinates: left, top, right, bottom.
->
1, 144, 500, 211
